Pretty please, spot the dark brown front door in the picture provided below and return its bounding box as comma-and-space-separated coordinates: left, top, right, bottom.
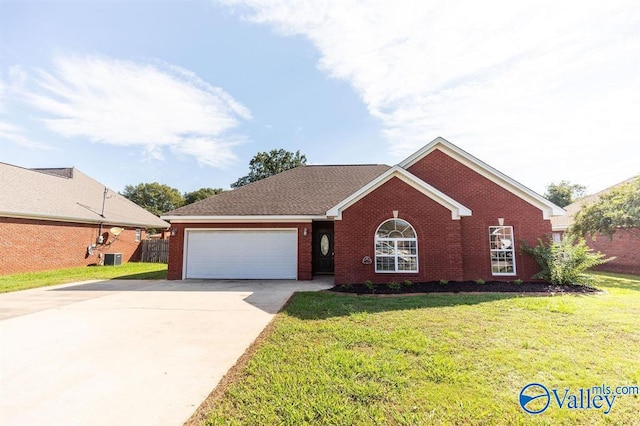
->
313, 223, 334, 274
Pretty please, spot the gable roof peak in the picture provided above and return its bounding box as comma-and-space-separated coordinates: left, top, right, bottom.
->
398, 137, 565, 219
327, 165, 472, 220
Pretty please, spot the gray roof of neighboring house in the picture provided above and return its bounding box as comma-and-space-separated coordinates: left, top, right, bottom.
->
0, 162, 169, 229
164, 164, 390, 216
551, 175, 640, 230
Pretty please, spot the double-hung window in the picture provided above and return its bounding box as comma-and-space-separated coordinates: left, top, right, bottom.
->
489, 226, 516, 275
375, 219, 418, 273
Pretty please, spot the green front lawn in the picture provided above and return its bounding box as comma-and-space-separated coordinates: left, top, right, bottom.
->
202, 273, 640, 425
0, 262, 167, 293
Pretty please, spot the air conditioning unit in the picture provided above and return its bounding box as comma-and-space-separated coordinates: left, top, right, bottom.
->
104, 253, 122, 266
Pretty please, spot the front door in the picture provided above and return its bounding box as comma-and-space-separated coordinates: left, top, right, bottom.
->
313, 224, 334, 274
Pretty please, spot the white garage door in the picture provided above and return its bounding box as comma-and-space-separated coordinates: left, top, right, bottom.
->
185, 229, 298, 279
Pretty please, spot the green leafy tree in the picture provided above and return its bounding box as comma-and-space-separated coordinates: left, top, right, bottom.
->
231, 149, 307, 188
544, 181, 586, 207
570, 177, 640, 238
521, 236, 612, 285
122, 182, 184, 216
183, 187, 224, 205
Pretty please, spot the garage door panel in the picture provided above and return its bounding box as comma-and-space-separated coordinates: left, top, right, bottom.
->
185, 230, 297, 279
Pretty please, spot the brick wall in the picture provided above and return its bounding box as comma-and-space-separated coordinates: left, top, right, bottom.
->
407, 149, 552, 281
0, 217, 144, 275
335, 177, 464, 284
166, 222, 312, 280
583, 229, 640, 275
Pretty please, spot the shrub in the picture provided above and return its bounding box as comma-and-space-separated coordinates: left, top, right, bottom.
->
364, 280, 375, 293
514, 279, 523, 285
387, 281, 401, 291
476, 278, 485, 285
403, 279, 413, 287
341, 283, 353, 290
439, 279, 448, 285
521, 235, 612, 285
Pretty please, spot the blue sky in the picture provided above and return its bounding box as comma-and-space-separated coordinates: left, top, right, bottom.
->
1, 0, 638, 196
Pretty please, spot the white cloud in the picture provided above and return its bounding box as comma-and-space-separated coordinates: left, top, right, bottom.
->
0, 74, 52, 150
24, 55, 251, 167
220, 0, 640, 192
0, 120, 52, 150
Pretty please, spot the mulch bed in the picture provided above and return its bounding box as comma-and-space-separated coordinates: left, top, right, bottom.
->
329, 281, 600, 295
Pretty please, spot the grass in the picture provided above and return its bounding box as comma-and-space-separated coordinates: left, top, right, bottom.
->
200, 273, 640, 425
0, 262, 167, 293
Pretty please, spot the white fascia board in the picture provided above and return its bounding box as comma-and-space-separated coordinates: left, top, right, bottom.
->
399, 137, 566, 219
0, 211, 167, 228
327, 166, 472, 220
398, 137, 444, 169
160, 215, 323, 223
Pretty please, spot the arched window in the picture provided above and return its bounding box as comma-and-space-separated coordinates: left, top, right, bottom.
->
375, 219, 418, 272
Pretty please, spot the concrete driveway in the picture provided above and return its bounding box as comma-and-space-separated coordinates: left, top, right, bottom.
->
0, 278, 332, 426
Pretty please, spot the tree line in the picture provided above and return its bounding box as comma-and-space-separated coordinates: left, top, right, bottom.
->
122, 149, 306, 216
544, 178, 640, 238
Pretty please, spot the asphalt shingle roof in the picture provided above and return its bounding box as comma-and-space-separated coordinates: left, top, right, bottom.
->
0, 162, 169, 229
165, 164, 390, 216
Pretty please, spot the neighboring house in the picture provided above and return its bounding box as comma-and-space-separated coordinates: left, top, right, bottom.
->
0, 163, 169, 275
162, 137, 564, 284
551, 176, 640, 275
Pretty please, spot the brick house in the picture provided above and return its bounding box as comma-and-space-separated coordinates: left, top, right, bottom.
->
162, 137, 564, 284
0, 163, 169, 275
551, 176, 640, 275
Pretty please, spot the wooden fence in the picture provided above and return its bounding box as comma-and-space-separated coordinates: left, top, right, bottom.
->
141, 239, 169, 263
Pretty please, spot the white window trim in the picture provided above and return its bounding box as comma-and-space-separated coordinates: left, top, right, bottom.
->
489, 226, 516, 276
374, 219, 419, 274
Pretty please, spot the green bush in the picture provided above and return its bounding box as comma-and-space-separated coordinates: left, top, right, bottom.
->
439, 279, 448, 285
514, 279, 523, 285
475, 278, 485, 285
387, 281, 401, 291
364, 280, 375, 293
403, 279, 413, 287
521, 235, 612, 285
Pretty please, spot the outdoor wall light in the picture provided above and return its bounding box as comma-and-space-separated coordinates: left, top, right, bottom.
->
171, 227, 177, 236
303, 228, 308, 236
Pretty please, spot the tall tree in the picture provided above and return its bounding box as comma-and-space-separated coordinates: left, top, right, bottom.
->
231, 149, 307, 188
544, 181, 586, 207
570, 177, 640, 238
122, 182, 184, 216
183, 187, 224, 205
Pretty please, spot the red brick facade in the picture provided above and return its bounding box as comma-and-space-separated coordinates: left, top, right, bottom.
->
331, 150, 553, 284
167, 222, 312, 280
0, 217, 145, 275
407, 149, 552, 282
583, 229, 640, 275
335, 177, 464, 284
